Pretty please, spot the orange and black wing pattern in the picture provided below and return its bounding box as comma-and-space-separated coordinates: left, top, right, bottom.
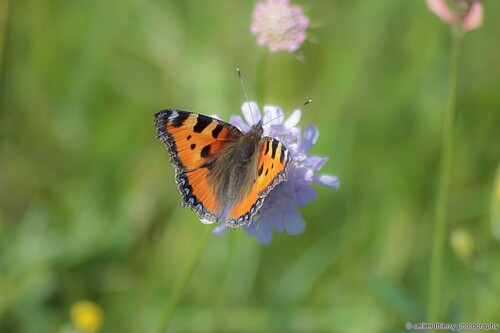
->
154, 109, 242, 223
226, 137, 291, 227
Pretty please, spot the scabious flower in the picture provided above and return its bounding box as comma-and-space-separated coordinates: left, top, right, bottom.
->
213, 101, 339, 244
426, 0, 483, 32
251, 0, 309, 53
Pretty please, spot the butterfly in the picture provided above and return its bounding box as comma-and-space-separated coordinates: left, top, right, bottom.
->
154, 109, 291, 228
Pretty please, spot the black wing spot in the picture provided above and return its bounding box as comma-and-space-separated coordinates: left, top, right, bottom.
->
265, 169, 269, 176
172, 112, 189, 127
279, 148, 285, 163
193, 115, 211, 133
187, 135, 192, 140
200, 144, 211, 158
212, 124, 223, 139
190, 143, 196, 150
264, 141, 270, 155
271, 163, 274, 169
258, 164, 264, 176
271, 140, 278, 159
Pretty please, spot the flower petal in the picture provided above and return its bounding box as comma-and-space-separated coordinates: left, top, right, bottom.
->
303, 124, 319, 144
284, 208, 306, 235
213, 224, 228, 234
230, 115, 251, 132
294, 183, 317, 206
246, 219, 273, 245
313, 174, 340, 189
241, 101, 261, 126
272, 213, 286, 232
268, 124, 288, 137
462, 1, 483, 32
426, 0, 455, 23
299, 124, 320, 153
283, 109, 301, 128
304, 155, 329, 171
263, 105, 285, 126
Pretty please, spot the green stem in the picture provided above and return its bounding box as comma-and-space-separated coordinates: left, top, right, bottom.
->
427, 33, 461, 324
0, 0, 9, 73
255, 51, 268, 106
0, 0, 11, 125
157, 226, 212, 333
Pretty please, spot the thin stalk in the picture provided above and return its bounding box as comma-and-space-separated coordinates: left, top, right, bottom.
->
0, 0, 9, 74
255, 51, 268, 106
0, 0, 11, 122
157, 226, 212, 333
427, 34, 462, 324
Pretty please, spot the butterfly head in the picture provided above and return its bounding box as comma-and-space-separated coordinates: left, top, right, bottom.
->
252, 118, 264, 134
234, 119, 262, 161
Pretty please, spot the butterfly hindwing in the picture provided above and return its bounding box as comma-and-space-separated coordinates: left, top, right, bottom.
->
176, 167, 221, 223
226, 137, 291, 227
155, 109, 243, 222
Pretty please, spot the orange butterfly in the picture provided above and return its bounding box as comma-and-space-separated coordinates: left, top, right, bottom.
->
154, 109, 291, 228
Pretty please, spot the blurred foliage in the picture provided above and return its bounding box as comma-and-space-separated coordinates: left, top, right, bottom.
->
1, 0, 499, 332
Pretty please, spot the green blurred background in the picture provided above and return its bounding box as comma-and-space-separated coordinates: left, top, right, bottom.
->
1, 0, 499, 332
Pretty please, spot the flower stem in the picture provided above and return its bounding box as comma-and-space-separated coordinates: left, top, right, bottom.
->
157, 226, 212, 333
427, 33, 461, 324
0, 0, 11, 124
255, 50, 268, 106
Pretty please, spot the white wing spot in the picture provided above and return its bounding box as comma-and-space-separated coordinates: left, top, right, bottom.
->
169, 111, 178, 120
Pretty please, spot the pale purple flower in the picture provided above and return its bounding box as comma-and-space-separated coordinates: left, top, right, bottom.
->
426, 0, 483, 32
213, 102, 339, 244
251, 0, 309, 53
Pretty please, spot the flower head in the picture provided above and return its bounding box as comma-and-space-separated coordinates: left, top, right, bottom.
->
251, 0, 309, 53
70, 300, 103, 333
213, 101, 339, 244
426, 0, 483, 32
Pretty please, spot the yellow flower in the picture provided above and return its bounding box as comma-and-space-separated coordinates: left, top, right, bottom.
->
70, 300, 103, 333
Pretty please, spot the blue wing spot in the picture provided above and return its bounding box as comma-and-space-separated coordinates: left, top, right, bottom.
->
250, 206, 255, 214
179, 177, 186, 185
244, 213, 249, 220
196, 203, 203, 211
184, 187, 190, 195
256, 199, 261, 206
238, 217, 244, 223
188, 197, 195, 204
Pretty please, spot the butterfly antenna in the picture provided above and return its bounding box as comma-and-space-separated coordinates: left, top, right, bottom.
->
263, 99, 312, 126
299, 99, 313, 111
237, 68, 256, 125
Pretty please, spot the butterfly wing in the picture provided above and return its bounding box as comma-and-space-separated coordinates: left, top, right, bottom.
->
226, 137, 291, 227
154, 109, 242, 223
155, 109, 242, 172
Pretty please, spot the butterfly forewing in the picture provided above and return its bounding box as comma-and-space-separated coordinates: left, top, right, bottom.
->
155, 109, 242, 222
155, 110, 242, 172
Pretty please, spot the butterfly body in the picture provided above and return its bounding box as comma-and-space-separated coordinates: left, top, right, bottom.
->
155, 109, 290, 228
